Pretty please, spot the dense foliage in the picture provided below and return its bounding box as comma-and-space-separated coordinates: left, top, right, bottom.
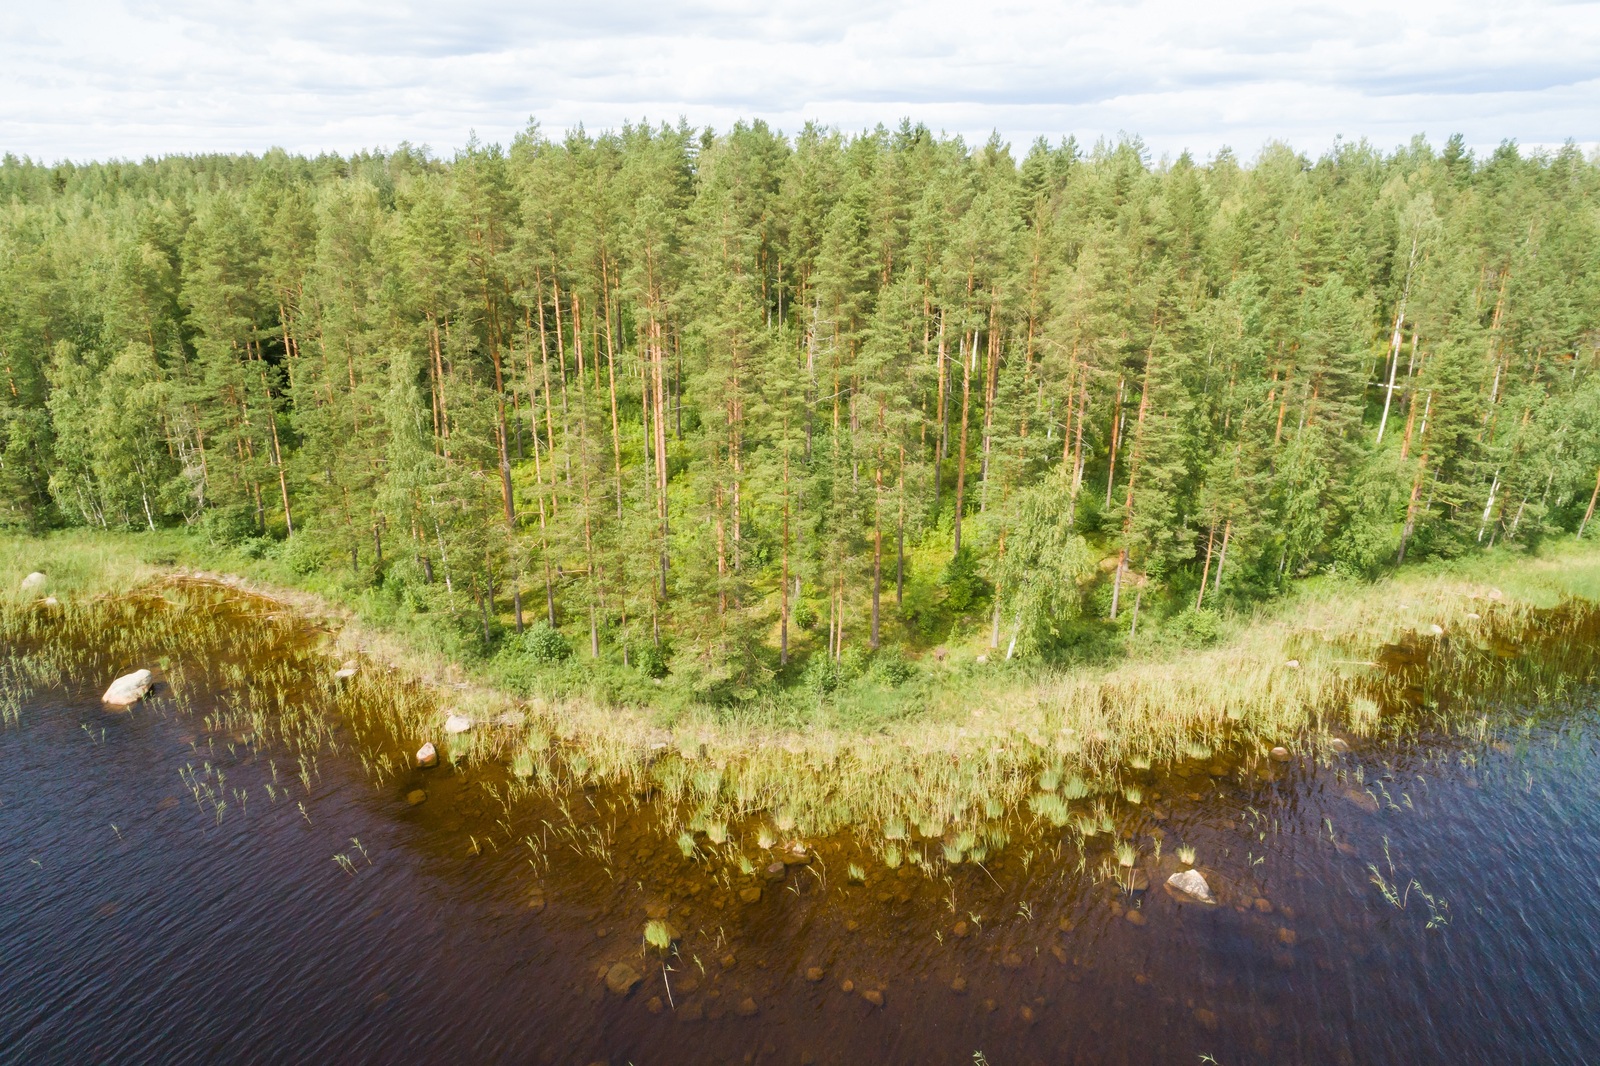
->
3, 126, 1598, 693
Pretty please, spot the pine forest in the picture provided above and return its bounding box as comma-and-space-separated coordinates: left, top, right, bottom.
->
3, 125, 1599, 703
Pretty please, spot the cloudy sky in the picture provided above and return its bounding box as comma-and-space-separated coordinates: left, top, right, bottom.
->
4, 0, 1598, 163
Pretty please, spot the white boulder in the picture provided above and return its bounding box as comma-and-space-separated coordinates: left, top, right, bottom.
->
1167, 868, 1217, 905
416, 742, 438, 767
20, 572, 46, 594
334, 660, 359, 680
102, 669, 153, 708
444, 713, 473, 735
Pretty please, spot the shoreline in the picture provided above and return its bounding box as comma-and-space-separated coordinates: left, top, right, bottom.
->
6, 531, 1600, 833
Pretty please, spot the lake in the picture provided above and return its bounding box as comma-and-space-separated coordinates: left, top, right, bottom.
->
4, 586, 1600, 1064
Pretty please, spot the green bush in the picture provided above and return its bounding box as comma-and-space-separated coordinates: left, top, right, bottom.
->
1173, 608, 1223, 647
522, 621, 572, 664
940, 546, 991, 613
279, 532, 324, 576
635, 640, 669, 678
800, 651, 838, 695
871, 648, 917, 687
792, 600, 818, 631
201, 504, 257, 547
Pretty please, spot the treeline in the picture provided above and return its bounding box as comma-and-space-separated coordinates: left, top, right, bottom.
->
3, 126, 1598, 693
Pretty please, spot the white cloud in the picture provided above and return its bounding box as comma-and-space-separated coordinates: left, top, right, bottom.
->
3, 0, 1597, 162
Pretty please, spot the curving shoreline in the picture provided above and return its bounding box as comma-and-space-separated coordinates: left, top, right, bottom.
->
7, 530, 1600, 836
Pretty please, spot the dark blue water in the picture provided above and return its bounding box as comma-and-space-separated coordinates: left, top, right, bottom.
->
5, 630, 1600, 1064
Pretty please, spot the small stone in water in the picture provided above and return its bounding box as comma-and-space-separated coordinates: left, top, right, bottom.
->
950, 976, 967, 994
951, 920, 968, 938
765, 863, 786, 881
739, 886, 762, 904
444, 713, 472, 734
102, 669, 154, 708
405, 789, 426, 806
1254, 897, 1273, 913
415, 742, 437, 768
735, 997, 758, 1017
1125, 909, 1146, 926
605, 962, 642, 996
840, 979, 854, 993
334, 660, 358, 680
1277, 926, 1297, 946
805, 966, 824, 982
1329, 737, 1352, 753
861, 989, 884, 1007
1167, 869, 1217, 905
1270, 746, 1291, 762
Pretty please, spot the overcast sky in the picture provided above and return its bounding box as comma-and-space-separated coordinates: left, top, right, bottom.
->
4, 0, 1598, 164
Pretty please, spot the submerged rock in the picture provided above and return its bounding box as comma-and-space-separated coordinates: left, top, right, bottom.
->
102, 669, 153, 708
20, 571, 46, 594
1166, 869, 1217, 905
738, 886, 762, 904
415, 742, 438, 768
406, 789, 427, 806
1270, 746, 1292, 762
604, 962, 642, 996
1343, 789, 1380, 813
444, 713, 473, 735
734, 996, 758, 1017
1328, 738, 1352, 754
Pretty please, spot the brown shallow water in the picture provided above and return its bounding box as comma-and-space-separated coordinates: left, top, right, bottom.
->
5, 591, 1600, 1064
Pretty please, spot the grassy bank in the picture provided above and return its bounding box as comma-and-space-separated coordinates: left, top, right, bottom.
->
6, 530, 1600, 837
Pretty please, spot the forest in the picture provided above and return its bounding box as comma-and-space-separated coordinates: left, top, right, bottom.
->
3, 125, 1598, 702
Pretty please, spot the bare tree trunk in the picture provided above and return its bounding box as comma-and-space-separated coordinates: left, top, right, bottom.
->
932, 309, 948, 517
954, 332, 974, 555
780, 435, 790, 666
1579, 467, 1600, 539
1196, 523, 1217, 610
1109, 549, 1125, 620
1376, 231, 1418, 445
1104, 373, 1125, 508
1398, 453, 1429, 564
1214, 519, 1231, 593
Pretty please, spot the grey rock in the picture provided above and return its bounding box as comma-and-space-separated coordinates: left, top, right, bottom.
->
605, 962, 642, 996
1166, 868, 1217, 905
102, 669, 153, 708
